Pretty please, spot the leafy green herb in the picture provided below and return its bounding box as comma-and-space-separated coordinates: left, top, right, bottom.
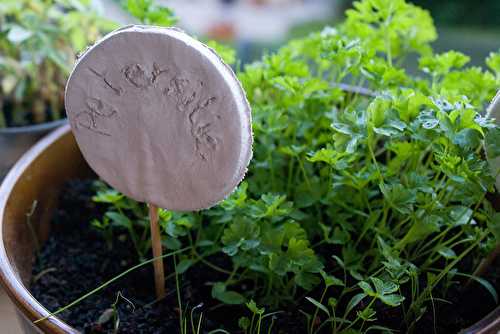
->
90, 0, 500, 332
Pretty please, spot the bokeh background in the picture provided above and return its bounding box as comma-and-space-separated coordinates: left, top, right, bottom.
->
102, 0, 500, 66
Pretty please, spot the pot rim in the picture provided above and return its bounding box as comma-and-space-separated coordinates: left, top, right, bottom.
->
0, 124, 77, 333
0, 119, 67, 135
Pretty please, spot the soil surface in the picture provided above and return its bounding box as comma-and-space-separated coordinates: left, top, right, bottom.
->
31, 180, 499, 333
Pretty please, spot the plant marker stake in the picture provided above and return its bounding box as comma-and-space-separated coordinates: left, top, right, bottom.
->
149, 204, 165, 299
64, 25, 252, 304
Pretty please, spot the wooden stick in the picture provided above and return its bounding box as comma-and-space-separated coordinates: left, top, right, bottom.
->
149, 203, 166, 299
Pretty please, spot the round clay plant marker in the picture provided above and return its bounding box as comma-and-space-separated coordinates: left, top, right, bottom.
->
65, 25, 253, 298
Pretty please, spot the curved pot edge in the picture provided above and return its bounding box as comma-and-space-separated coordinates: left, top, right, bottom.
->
459, 306, 500, 334
0, 124, 77, 334
0, 119, 68, 135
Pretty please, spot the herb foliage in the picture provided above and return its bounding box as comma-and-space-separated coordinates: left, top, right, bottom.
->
90, 0, 499, 332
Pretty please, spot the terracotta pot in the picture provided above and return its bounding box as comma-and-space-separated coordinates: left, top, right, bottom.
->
0, 124, 89, 333
0, 125, 498, 333
0, 119, 67, 180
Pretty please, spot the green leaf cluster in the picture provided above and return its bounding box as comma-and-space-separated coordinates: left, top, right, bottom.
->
218, 188, 323, 291
124, 0, 177, 26
91, 0, 500, 332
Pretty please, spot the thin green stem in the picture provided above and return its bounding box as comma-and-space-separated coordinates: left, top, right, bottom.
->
310, 286, 329, 334
34, 247, 190, 324
257, 313, 263, 334
225, 265, 239, 285
268, 150, 276, 192
174, 256, 184, 334
416, 230, 464, 260
406, 231, 488, 325
286, 156, 295, 196
193, 250, 233, 275
367, 137, 384, 184
343, 297, 376, 332
117, 207, 142, 258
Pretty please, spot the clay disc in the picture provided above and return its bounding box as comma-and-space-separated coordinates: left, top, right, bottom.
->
65, 26, 252, 211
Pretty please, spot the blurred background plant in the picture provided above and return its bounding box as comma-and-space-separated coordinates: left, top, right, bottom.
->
122, 0, 177, 26
123, 0, 500, 66
409, 0, 500, 27
1, 0, 498, 128
0, 0, 118, 128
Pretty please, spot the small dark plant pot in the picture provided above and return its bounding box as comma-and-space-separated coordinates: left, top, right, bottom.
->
0, 119, 67, 180
0, 125, 498, 333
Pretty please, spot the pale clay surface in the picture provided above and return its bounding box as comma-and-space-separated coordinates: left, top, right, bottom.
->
65, 26, 252, 211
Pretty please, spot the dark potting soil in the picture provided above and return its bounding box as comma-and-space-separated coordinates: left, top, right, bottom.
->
31, 180, 499, 333
30, 180, 236, 333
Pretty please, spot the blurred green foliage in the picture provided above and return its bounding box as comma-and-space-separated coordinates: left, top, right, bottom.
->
341, 0, 500, 28
123, 0, 177, 26
411, 0, 500, 28
0, 0, 118, 128
124, 0, 236, 67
